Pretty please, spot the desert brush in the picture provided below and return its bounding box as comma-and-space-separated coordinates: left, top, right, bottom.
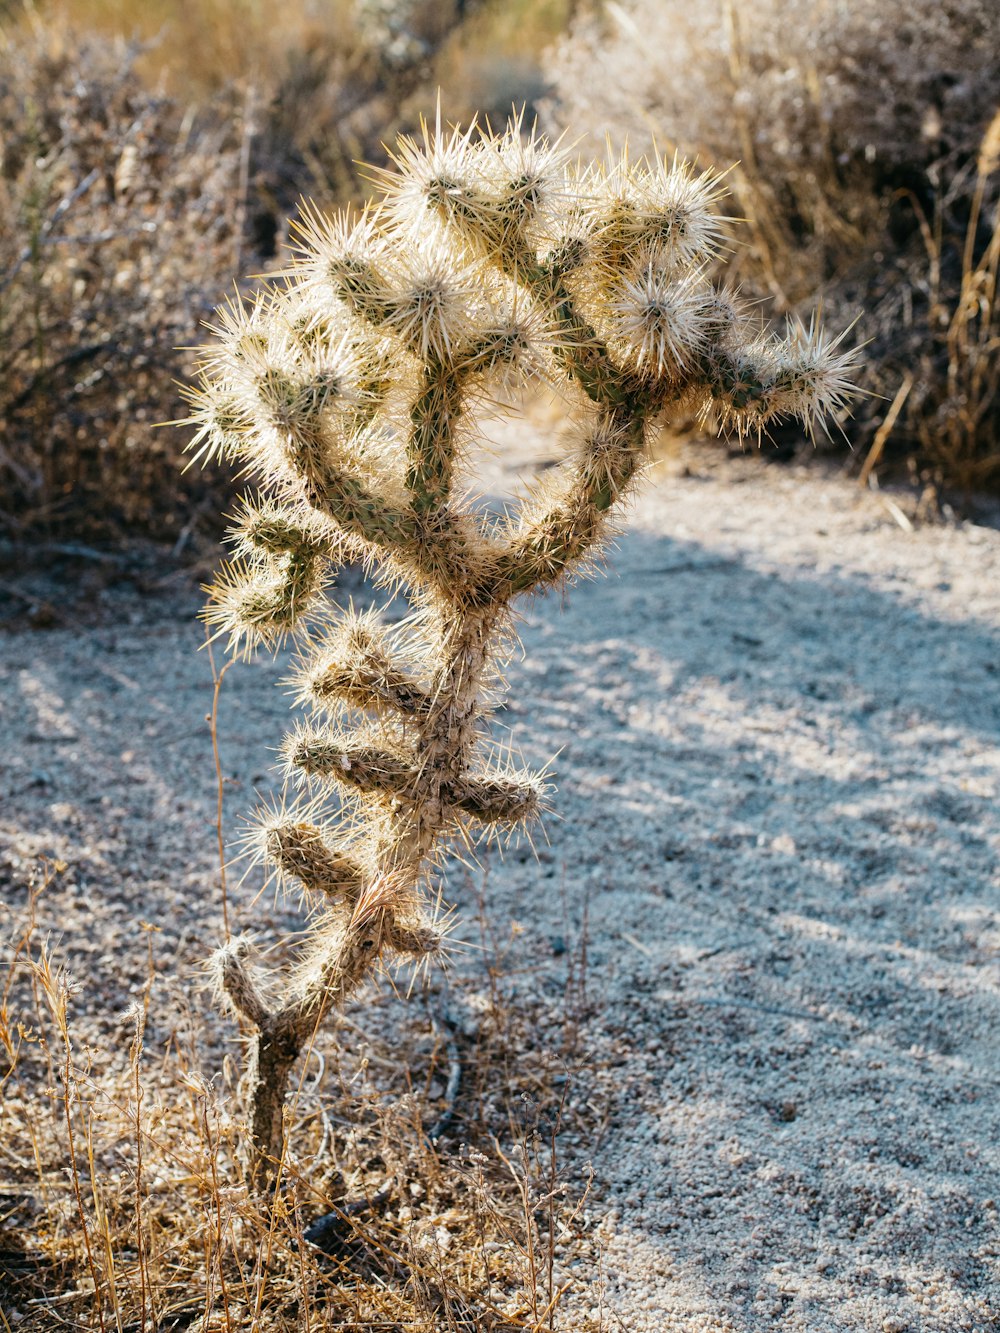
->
183, 111, 855, 1191
548, 0, 1000, 488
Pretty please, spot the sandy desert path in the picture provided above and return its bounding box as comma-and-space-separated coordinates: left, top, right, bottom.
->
2, 443, 998, 1332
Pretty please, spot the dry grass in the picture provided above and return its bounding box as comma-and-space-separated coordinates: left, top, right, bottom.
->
0, 856, 606, 1331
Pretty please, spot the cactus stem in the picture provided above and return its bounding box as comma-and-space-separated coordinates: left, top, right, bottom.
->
188, 113, 856, 1193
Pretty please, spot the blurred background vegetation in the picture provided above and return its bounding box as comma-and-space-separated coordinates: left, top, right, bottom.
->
0, 0, 997, 548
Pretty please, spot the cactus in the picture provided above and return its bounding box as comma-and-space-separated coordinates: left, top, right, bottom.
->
184, 113, 855, 1190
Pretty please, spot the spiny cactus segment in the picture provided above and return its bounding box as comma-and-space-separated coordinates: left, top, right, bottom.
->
185, 111, 855, 1189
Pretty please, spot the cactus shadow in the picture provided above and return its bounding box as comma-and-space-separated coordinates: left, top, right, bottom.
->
481, 526, 1000, 1330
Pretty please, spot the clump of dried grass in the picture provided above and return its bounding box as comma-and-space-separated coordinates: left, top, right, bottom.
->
546, 1, 1000, 493
0, 858, 600, 1331
0, 22, 243, 543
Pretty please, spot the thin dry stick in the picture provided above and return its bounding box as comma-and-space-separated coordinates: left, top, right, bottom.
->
962, 108, 1000, 285
858, 371, 913, 487
57, 1005, 107, 1333
206, 636, 234, 939
231, 82, 257, 280
86, 1116, 122, 1333
127, 1005, 149, 1333
130, 924, 160, 1329
721, 1, 789, 306
200, 1098, 236, 1333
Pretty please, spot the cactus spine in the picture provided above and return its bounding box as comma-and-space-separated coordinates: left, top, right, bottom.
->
185, 113, 854, 1189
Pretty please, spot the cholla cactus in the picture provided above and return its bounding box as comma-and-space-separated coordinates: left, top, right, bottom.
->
185, 113, 854, 1189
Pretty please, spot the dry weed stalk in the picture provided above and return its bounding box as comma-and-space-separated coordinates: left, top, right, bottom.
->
185, 111, 854, 1191
911, 109, 1000, 489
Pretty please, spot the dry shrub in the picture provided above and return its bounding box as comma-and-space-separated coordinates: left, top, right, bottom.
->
43, 0, 571, 242
0, 23, 243, 542
32, 1, 481, 235
26, 1, 571, 237
546, 0, 1000, 491
0, 858, 600, 1331
0, 2, 571, 546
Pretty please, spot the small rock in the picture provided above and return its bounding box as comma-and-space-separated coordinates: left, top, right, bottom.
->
27, 601, 59, 629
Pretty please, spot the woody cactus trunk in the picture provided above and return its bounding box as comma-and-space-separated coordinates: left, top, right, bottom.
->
184, 113, 855, 1190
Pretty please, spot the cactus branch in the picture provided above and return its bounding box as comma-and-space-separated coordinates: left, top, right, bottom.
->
407, 360, 464, 513
488, 407, 649, 599
264, 821, 366, 902
213, 938, 270, 1029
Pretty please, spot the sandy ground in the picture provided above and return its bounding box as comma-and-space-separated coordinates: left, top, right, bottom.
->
1, 439, 999, 1332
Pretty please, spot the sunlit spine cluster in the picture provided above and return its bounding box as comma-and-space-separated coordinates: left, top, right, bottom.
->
185, 111, 855, 1186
